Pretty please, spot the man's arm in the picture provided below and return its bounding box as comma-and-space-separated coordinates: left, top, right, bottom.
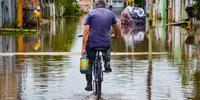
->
81, 25, 90, 55
112, 23, 122, 38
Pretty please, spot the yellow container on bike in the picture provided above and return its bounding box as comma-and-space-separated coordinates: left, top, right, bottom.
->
80, 55, 90, 74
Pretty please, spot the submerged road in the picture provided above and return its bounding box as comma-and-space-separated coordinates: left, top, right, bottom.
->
0, 52, 168, 56
0, 15, 200, 100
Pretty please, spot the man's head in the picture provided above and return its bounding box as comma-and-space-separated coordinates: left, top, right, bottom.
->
95, 0, 106, 8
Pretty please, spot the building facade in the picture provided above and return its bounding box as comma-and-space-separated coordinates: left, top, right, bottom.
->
0, 0, 55, 28
146, 0, 195, 23
23, 0, 55, 24
0, 0, 17, 28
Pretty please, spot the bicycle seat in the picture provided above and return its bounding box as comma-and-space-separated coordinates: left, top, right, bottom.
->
94, 48, 107, 51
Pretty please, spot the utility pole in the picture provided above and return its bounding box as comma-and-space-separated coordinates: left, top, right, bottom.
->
17, 0, 23, 27
147, 0, 153, 24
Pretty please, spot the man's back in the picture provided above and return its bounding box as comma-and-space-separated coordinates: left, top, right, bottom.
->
81, 0, 121, 91
85, 8, 117, 49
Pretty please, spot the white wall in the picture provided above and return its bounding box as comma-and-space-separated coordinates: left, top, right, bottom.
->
156, 0, 162, 18
174, 0, 181, 21
0, 0, 2, 27
1, 0, 16, 25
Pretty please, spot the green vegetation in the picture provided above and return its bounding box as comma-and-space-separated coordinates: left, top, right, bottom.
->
64, 2, 80, 15
42, 17, 80, 52
12, 20, 19, 28
134, 0, 145, 8
54, 0, 81, 16
0, 28, 37, 33
193, 0, 200, 20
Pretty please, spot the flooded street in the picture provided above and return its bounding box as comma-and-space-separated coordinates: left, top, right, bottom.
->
1, 15, 200, 100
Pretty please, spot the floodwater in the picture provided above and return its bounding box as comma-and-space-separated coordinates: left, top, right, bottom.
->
0, 15, 200, 100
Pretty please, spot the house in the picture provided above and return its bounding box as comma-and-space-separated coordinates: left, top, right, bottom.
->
146, 0, 195, 23
172, 0, 194, 22
23, 0, 55, 25
23, 0, 41, 25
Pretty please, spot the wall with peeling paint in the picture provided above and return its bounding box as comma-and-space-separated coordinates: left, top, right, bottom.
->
152, 0, 195, 22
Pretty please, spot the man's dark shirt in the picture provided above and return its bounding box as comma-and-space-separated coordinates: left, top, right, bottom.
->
85, 8, 117, 49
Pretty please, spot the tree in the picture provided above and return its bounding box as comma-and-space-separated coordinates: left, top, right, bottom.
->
54, 0, 80, 15
193, 0, 200, 20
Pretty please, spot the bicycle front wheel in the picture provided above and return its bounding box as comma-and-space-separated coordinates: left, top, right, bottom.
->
97, 74, 102, 100
95, 62, 102, 100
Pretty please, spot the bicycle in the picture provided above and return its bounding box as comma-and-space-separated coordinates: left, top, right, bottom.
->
93, 48, 106, 100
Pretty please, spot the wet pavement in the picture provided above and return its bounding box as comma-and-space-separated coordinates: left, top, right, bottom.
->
1, 15, 200, 100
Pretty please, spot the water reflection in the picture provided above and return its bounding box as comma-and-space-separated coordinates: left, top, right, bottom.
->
39, 17, 80, 52
192, 28, 200, 100
0, 17, 81, 100
123, 29, 148, 51
112, 20, 200, 99
147, 25, 153, 100
0, 56, 20, 100
0, 36, 16, 52
0, 17, 80, 53
20, 56, 73, 100
1, 16, 200, 100
146, 61, 152, 100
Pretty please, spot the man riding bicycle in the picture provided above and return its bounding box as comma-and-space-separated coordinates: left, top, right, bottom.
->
81, 0, 121, 91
